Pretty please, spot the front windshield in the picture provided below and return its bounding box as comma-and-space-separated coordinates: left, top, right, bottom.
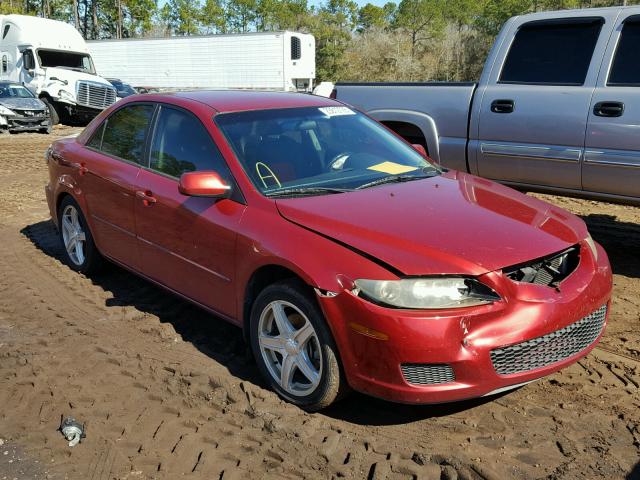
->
0, 84, 34, 98
215, 106, 439, 195
37, 49, 95, 74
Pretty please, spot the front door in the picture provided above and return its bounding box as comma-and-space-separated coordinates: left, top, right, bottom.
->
134, 105, 245, 319
474, 14, 614, 190
583, 13, 640, 199
81, 103, 155, 269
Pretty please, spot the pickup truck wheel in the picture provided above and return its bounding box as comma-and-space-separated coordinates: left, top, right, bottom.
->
58, 196, 102, 274
249, 280, 347, 411
41, 97, 60, 125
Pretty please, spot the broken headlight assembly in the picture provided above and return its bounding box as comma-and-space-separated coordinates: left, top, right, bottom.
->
0, 105, 15, 116
353, 277, 500, 309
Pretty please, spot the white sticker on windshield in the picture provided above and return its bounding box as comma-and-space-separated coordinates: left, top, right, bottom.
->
318, 106, 356, 117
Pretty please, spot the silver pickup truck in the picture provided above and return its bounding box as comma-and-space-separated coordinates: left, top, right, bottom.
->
334, 6, 640, 204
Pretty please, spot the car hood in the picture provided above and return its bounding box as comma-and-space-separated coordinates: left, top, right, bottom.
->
45, 67, 112, 87
0, 97, 46, 110
275, 171, 588, 276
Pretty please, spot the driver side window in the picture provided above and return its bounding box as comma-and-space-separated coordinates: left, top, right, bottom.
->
149, 106, 231, 179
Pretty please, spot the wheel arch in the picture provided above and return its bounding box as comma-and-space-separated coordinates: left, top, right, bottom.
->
367, 109, 440, 164
242, 264, 312, 340
54, 191, 73, 227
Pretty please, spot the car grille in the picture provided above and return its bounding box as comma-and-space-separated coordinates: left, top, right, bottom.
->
503, 246, 580, 287
14, 109, 45, 117
490, 304, 607, 376
76, 81, 116, 110
401, 364, 455, 385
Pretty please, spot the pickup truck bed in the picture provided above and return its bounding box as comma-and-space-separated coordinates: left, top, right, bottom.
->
336, 82, 476, 172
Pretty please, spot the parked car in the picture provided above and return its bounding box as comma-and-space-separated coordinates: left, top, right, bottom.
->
107, 78, 137, 99
334, 6, 640, 205
0, 15, 117, 125
45, 91, 612, 410
0, 81, 51, 134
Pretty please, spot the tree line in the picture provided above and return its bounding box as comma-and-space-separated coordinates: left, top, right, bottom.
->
0, 0, 636, 82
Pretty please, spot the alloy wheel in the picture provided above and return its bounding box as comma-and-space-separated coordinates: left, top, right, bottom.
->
257, 300, 323, 397
61, 204, 87, 266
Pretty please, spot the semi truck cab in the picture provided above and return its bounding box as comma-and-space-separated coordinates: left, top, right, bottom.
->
0, 15, 116, 125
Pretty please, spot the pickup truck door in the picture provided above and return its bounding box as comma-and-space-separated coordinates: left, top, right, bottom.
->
472, 14, 615, 190
583, 13, 640, 199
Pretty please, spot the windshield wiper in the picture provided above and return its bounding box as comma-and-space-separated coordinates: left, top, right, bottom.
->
356, 170, 440, 190
266, 186, 354, 198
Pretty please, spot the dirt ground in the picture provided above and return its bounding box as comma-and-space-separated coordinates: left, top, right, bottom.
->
0, 126, 638, 480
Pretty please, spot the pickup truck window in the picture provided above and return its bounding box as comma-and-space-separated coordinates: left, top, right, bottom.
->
500, 19, 603, 86
608, 18, 640, 87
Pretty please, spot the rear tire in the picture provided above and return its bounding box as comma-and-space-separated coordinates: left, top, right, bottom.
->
41, 97, 60, 126
57, 196, 102, 274
249, 279, 347, 411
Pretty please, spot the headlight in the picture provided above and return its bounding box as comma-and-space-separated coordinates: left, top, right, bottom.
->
58, 90, 75, 102
585, 234, 598, 261
0, 105, 15, 116
354, 277, 500, 309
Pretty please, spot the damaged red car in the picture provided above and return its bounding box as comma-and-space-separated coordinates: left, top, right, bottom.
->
45, 91, 612, 410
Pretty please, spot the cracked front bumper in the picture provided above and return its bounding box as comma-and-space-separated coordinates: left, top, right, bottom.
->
318, 241, 612, 404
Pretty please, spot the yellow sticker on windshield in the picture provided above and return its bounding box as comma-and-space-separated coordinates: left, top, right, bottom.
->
368, 162, 418, 175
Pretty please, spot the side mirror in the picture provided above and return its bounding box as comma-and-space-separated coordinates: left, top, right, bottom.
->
178, 171, 231, 198
411, 144, 427, 157
23, 50, 35, 70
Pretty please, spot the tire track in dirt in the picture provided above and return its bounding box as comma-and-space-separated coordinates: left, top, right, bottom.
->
3, 221, 497, 479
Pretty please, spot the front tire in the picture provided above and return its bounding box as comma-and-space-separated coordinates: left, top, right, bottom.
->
249, 280, 347, 411
40, 97, 60, 126
58, 196, 101, 274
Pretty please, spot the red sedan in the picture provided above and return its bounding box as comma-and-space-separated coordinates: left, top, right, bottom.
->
45, 91, 612, 410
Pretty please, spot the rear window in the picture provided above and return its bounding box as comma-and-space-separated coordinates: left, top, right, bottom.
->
608, 18, 640, 86
500, 19, 603, 85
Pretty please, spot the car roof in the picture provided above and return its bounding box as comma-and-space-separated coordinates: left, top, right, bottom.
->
148, 90, 340, 113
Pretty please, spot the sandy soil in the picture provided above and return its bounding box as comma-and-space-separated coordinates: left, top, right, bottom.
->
0, 127, 638, 480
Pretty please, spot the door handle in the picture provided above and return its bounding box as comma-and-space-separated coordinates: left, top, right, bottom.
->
593, 101, 624, 118
136, 190, 157, 206
491, 99, 515, 114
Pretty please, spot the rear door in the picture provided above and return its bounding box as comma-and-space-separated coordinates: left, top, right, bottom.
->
583, 12, 640, 199
474, 13, 614, 190
82, 103, 155, 270
134, 104, 245, 318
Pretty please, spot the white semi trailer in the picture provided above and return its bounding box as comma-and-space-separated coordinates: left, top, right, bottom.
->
0, 15, 117, 125
89, 31, 315, 92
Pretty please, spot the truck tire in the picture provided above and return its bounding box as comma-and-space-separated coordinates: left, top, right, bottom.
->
41, 97, 60, 126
